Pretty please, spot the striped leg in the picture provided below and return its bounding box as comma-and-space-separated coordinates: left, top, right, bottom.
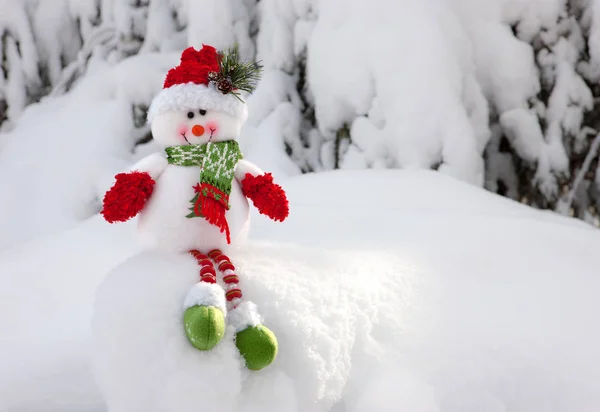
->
208, 249, 243, 310
208, 249, 278, 371
190, 250, 218, 284
182, 250, 226, 351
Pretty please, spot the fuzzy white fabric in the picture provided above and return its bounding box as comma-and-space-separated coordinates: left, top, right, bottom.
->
147, 83, 248, 124
227, 301, 262, 332
183, 282, 227, 312
127, 153, 168, 180
234, 159, 264, 181
136, 162, 251, 253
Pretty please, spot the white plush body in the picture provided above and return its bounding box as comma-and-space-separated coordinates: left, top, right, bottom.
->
135, 157, 250, 253
127, 107, 263, 253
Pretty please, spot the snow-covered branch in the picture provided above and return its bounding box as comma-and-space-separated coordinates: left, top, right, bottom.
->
47, 25, 117, 98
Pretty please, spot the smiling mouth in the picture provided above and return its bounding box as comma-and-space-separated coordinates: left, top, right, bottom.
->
181, 129, 215, 144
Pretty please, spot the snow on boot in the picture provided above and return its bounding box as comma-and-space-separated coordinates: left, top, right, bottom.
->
183, 281, 227, 351
226, 300, 278, 370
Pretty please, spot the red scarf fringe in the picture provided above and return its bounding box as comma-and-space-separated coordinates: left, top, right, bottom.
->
193, 184, 231, 243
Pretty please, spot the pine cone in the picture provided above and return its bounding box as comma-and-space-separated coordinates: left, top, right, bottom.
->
217, 78, 233, 94
208, 71, 220, 82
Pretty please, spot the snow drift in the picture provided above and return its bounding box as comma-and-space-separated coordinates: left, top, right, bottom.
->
2, 170, 599, 411
91, 245, 413, 412
90, 171, 600, 412
0, 0, 599, 408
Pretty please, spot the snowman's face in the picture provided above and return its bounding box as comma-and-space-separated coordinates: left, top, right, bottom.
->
150, 108, 242, 147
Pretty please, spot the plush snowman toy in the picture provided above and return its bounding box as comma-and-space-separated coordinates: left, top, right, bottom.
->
100, 44, 289, 371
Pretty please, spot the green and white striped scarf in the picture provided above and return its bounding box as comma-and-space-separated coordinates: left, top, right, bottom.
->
165, 141, 243, 242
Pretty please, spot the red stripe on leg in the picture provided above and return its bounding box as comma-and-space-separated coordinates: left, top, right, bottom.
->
208, 250, 222, 259
223, 274, 239, 284
201, 275, 217, 284
189, 250, 208, 260
218, 261, 235, 272
200, 266, 216, 276
215, 256, 230, 265
225, 289, 242, 301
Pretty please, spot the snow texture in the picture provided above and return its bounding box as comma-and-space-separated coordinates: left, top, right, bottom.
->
0, 53, 175, 248
1, 0, 600, 410
183, 281, 228, 312
306, 0, 489, 185
0, 0, 40, 124
227, 301, 262, 332
0, 216, 138, 412
0, 169, 599, 412
3, 0, 600, 221
474, 0, 600, 220
7, 0, 600, 236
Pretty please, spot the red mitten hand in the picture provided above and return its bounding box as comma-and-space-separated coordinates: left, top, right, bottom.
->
101, 171, 155, 223
241, 173, 289, 222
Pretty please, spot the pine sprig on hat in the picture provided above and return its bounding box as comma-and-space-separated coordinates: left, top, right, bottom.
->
208, 44, 263, 101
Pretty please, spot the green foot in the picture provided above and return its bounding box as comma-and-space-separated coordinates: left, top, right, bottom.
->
235, 325, 278, 371
184, 305, 225, 351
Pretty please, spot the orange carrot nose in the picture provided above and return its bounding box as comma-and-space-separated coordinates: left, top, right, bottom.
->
192, 125, 205, 136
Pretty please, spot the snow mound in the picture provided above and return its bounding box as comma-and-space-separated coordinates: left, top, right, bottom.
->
1, 170, 600, 411
0, 215, 138, 412
91, 245, 413, 412
251, 170, 591, 250
91, 213, 600, 411
0, 52, 175, 250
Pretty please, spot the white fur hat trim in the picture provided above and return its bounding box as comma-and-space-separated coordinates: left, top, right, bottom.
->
147, 82, 248, 124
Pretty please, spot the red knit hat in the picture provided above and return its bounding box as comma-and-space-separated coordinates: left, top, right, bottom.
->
147, 44, 262, 124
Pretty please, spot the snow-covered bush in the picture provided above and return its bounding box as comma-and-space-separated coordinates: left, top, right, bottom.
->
2, 0, 600, 248
483, 0, 600, 226
0, 0, 172, 130
0, 0, 42, 127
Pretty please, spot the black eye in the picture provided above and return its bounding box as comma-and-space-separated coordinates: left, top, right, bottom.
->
187, 112, 194, 119
199, 109, 207, 116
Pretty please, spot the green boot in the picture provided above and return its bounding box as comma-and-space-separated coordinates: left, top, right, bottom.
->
235, 325, 278, 370
184, 305, 225, 351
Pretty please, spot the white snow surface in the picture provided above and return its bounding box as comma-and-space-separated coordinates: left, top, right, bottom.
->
1, 170, 600, 411
0, 216, 138, 412
2, 0, 600, 410
0, 53, 176, 249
